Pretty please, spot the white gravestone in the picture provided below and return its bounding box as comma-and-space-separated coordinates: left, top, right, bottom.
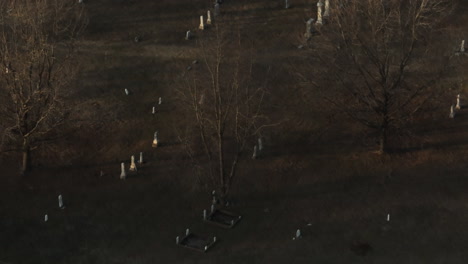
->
185, 30, 192, 40
252, 145, 258, 159
456, 94, 461, 110
199, 15, 204, 30
258, 138, 263, 151
450, 105, 455, 118
305, 18, 315, 39
158, 97, 162, 105
58, 195, 65, 209
461, 40, 465, 53
285, 0, 290, 9
152, 131, 158, 148
152, 106, 156, 114
120, 162, 126, 179
207, 10, 212, 25
139, 152, 143, 164
324, 0, 330, 17
129, 155, 137, 172
44, 214, 48, 222
296, 229, 301, 238
316, 2, 323, 25
124, 89, 129, 95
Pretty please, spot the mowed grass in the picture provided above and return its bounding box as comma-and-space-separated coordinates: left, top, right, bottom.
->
2, 0, 468, 263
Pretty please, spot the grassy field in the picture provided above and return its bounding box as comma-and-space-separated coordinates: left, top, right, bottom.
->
1, 0, 468, 263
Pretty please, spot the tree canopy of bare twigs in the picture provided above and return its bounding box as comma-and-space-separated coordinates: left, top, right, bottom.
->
310, 0, 455, 153
176, 24, 270, 200
0, 0, 86, 175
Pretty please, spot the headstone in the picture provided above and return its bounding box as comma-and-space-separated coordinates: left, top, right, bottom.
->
214, 3, 220, 16
186, 228, 190, 236
139, 152, 143, 164
252, 145, 258, 159
450, 105, 455, 118
211, 204, 215, 213
159, 97, 162, 105
305, 18, 315, 39
285, 0, 290, 9
120, 162, 126, 179
44, 214, 48, 222
152, 131, 158, 148
456, 94, 461, 110
58, 195, 65, 209
124, 88, 129, 95
176, 236, 180, 244
213, 237, 217, 242
386, 214, 390, 222
203, 209, 207, 220
185, 30, 192, 40
204, 246, 208, 252
78, 0, 83, 3
323, 0, 330, 17
207, 10, 212, 25
296, 229, 301, 238
258, 138, 263, 151
461, 40, 465, 53
316, 1, 324, 25
199, 15, 205, 30
129, 155, 137, 172
152, 106, 156, 114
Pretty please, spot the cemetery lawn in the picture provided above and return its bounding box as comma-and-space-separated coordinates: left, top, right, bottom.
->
2, 0, 468, 263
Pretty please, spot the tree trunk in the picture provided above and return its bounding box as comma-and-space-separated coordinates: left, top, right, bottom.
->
20, 138, 31, 176
379, 128, 387, 154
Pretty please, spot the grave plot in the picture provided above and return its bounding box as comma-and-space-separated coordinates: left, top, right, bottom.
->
205, 209, 242, 229
176, 229, 217, 253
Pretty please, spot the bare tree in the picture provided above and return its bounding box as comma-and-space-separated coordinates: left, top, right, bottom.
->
176, 25, 270, 201
0, 0, 85, 175
310, 0, 455, 153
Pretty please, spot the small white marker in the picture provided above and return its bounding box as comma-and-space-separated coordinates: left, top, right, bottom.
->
44, 214, 48, 222
386, 214, 390, 222
185, 228, 190, 236
124, 89, 129, 95
152, 106, 156, 114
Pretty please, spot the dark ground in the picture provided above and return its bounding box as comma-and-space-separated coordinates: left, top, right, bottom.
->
1, 0, 468, 263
